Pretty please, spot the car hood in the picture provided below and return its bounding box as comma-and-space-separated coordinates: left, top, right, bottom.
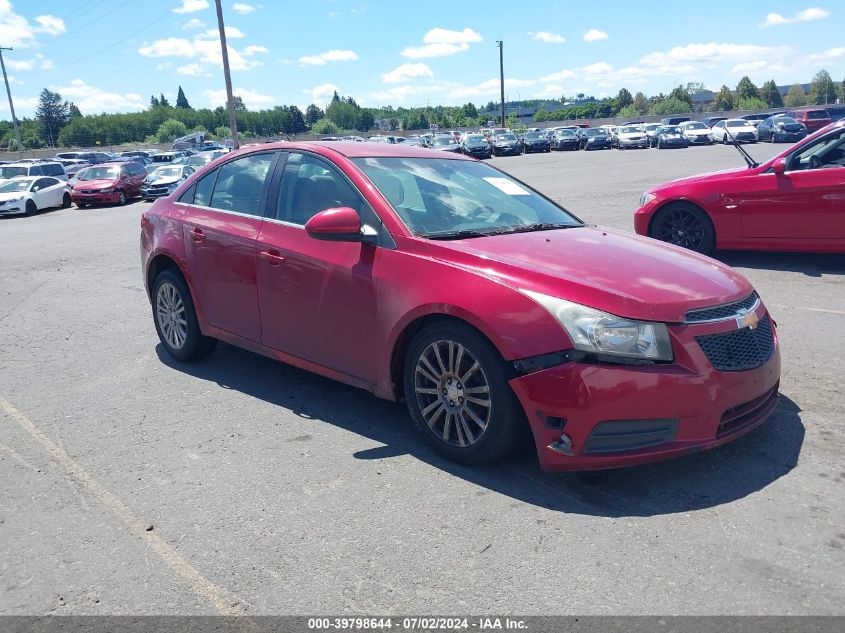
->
683, 129, 711, 136
144, 176, 180, 185
618, 132, 645, 139
73, 179, 116, 190
650, 166, 753, 191
0, 191, 28, 201
426, 226, 752, 322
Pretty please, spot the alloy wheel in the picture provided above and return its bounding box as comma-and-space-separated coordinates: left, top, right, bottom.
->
654, 208, 705, 251
156, 282, 188, 350
413, 339, 492, 448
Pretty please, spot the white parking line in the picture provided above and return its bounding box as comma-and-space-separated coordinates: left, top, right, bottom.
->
0, 395, 246, 616
773, 305, 845, 316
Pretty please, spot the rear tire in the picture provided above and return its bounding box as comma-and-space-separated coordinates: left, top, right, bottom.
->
152, 269, 217, 362
403, 322, 526, 466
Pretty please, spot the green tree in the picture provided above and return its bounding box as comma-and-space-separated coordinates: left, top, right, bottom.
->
326, 98, 360, 129
759, 80, 783, 108
808, 69, 837, 105
214, 125, 232, 139
738, 97, 768, 111
685, 82, 708, 96
358, 108, 375, 132
669, 86, 693, 108
462, 102, 478, 119
150, 95, 160, 109
287, 105, 307, 133
233, 96, 247, 112
649, 97, 692, 115
305, 104, 324, 127
159, 93, 171, 108
155, 118, 188, 143
35, 88, 69, 147
615, 88, 633, 112
784, 83, 807, 107
710, 85, 734, 111
735, 76, 759, 101
176, 86, 191, 109
311, 118, 340, 135
632, 92, 648, 115
617, 105, 640, 119
68, 103, 82, 119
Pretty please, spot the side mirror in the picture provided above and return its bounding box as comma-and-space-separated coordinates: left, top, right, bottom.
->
305, 207, 376, 244
771, 158, 787, 175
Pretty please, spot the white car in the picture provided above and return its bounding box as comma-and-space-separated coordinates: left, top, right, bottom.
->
712, 119, 759, 144
642, 123, 662, 145
0, 176, 71, 216
614, 125, 649, 149
678, 121, 714, 145
0, 161, 67, 181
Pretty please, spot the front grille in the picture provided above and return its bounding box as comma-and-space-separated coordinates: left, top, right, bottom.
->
717, 383, 779, 437
695, 314, 774, 372
686, 292, 759, 323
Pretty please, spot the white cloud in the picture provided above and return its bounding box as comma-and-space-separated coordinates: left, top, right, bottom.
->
762, 7, 829, 27
730, 60, 771, 74
381, 63, 433, 84
531, 32, 565, 44
40, 58, 54, 70
583, 61, 613, 76
174, 0, 209, 14
232, 3, 257, 14
533, 84, 566, 99
33, 15, 65, 35
540, 68, 577, 82
177, 63, 210, 76
203, 87, 274, 109
448, 77, 535, 99
401, 27, 482, 58
308, 83, 340, 105
182, 18, 204, 29
423, 27, 482, 44
584, 29, 608, 42
4, 54, 54, 72
138, 31, 268, 71
640, 42, 791, 67
808, 47, 845, 62
200, 26, 244, 39
52, 79, 145, 113
0, 95, 38, 112
298, 49, 358, 66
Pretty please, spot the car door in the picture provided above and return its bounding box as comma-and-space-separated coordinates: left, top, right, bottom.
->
741, 126, 845, 240
180, 151, 280, 342
256, 151, 381, 384
712, 121, 725, 141
36, 177, 63, 207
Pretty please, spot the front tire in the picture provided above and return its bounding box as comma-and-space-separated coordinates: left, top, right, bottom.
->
404, 322, 526, 466
62, 193, 72, 208
116, 190, 127, 206
24, 199, 37, 216
152, 269, 217, 362
650, 202, 716, 254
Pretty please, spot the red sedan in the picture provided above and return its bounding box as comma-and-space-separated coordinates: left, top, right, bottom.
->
141, 142, 780, 471
634, 120, 845, 254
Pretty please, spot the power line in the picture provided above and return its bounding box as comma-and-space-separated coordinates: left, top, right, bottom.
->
62, 10, 174, 68
60, 0, 106, 23
60, 0, 134, 35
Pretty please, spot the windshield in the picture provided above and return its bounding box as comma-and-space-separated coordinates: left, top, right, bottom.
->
80, 167, 119, 180
727, 121, 750, 128
584, 128, 606, 136
619, 126, 640, 133
524, 132, 544, 140
684, 122, 707, 130
556, 130, 576, 137
495, 133, 516, 141
772, 117, 798, 125
465, 135, 484, 143
0, 179, 31, 192
660, 127, 680, 134
433, 137, 457, 146
0, 166, 28, 178
352, 157, 582, 238
152, 167, 183, 178
644, 124, 660, 131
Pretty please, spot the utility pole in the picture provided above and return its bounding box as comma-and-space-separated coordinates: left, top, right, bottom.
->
497, 41, 505, 127
214, 0, 239, 149
0, 47, 22, 152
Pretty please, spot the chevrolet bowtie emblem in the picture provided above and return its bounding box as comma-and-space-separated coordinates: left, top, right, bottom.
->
737, 309, 759, 331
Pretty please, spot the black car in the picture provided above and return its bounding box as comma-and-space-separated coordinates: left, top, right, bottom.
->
652, 126, 688, 149
578, 127, 612, 150
520, 131, 551, 153
700, 117, 727, 128
756, 115, 808, 143
659, 116, 691, 126
460, 134, 493, 158
430, 134, 462, 153
490, 132, 522, 156
550, 129, 579, 150
740, 112, 785, 128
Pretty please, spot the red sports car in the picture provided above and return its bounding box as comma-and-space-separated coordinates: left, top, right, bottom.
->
634, 120, 845, 254
141, 142, 780, 471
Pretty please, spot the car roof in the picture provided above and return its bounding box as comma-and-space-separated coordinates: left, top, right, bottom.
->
4, 176, 36, 181
246, 141, 473, 160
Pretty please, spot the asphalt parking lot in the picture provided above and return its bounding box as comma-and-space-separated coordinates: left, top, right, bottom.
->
1, 143, 843, 616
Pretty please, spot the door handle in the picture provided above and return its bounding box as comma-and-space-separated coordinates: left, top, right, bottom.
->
191, 227, 205, 244
259, 250, 285, 266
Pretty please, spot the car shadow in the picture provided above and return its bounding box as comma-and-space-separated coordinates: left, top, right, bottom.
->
155, 343, 804, 518
716, 250, 845, 277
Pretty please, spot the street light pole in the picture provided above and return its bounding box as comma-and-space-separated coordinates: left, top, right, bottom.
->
0, 47, 22, 152
497, 41, 505, 127
214, 0, 240, 150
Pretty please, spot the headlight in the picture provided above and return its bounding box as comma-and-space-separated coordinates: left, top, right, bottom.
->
639, 192, 656, 206
521, 290, 673, 361
100, 187, 114, 194
8, 196, 22, 202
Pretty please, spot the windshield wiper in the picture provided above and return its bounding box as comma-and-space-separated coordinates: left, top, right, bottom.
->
724, 128, 759, 168
496, 222, 582, 234
423, 229, 493, 240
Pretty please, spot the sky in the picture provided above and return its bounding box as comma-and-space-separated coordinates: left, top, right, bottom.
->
2, 0, 844, 117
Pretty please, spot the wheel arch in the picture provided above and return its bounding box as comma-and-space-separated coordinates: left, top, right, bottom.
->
647, 198, 715, 237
